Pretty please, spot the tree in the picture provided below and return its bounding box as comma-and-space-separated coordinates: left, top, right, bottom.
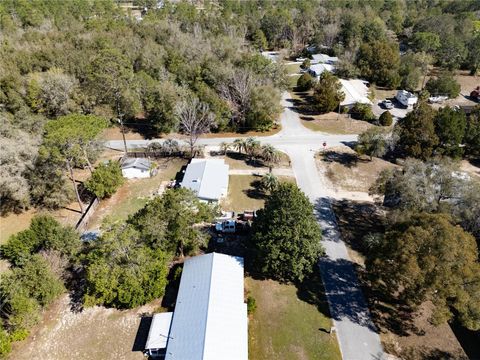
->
397, 102, 439, 159
464, 106, 480, 156
411, 32, 441, 54
260, 173, 279, 193
296, 73, 314, 91
399, 52, 423, 92
379, 111, 393, 126
356, 41, 400, 88
43, 114, 108, 212
0, 325, 11, 358
260, 144, 281, 169
351, 102, 375, 122
356, 127, 388, 160
219, 142, 231, 155
466, 34, 480, 75
85, 161, 124, 199
83, 223, 169, 309
367, 213, 480, 330
252, 183, 323, 282
1, 215, 80, 266
129, 188, 214, 257
313, 72, 345, 113
176, 97, 215, 157
300, 58, 311, 70
244, 137, 261, 162
434, 106, 466, 158
233, 138, 247, 154
246, 85, 281, 131
436, 35, 467, 71
426, 72, 461, 98
252, 29, 268, 51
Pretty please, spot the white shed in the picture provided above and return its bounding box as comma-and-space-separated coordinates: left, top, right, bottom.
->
180, 159, 229, 202
121, 158, 153, 179
144, 312, 173, 358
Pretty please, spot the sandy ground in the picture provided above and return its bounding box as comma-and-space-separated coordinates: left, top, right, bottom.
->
9, 295, 161, 360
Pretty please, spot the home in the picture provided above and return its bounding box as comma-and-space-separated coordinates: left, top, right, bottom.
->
395, 90, 418, 109
180, 159, 229, 202
311, 53, 338, 65
307, 63, 335, 78
144, 253, 248, 360
121, 157, 155, 179
339, 79, 372, 108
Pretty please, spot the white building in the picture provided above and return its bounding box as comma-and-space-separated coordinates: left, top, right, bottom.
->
144, 253, 248, 360
339, 79, 372, 108
121, 158, 153, 179
181, 159, 229, 202
311, 53, 338, 65
396, 90, 418, 109
308, 63, 335, 78
144, 312, 173, 358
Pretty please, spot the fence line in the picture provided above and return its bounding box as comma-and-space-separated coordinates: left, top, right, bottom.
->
75, 197, 99, 233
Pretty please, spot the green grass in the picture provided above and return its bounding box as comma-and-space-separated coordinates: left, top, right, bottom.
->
288, 74, 301, 88
247, 277, 341, 360
285, 63, 301, 74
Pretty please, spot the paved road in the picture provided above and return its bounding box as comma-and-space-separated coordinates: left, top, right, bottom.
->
106, 92, 385, 360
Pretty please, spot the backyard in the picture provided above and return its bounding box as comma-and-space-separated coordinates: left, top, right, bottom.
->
247, 276, 341, 360
86, 157, 187, 230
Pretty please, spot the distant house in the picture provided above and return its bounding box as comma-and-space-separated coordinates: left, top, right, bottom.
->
395, 90, 418, 109
144, 253, 248, 360
339, 79, 372, 108
311, 53, 338, 65
121, 158, 154, 179
181, 159, 229, 202
307, 63, 335, 78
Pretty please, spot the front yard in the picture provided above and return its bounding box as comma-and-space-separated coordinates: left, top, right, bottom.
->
247, 277, 341, 360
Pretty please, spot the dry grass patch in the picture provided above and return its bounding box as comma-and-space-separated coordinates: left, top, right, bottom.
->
9, 294, 160, 360
317, 146, 398, 193
302, 114, 375, 134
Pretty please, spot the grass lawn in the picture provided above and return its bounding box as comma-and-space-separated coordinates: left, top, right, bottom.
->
87, 158, 187, 229
222, 175, 295, 213
284, 62, 301, 74
301, 114, 375, 135
247, 277, 341, 360
288, 74, 301, 88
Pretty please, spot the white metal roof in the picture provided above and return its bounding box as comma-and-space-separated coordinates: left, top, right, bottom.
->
309, 63, 335, 77
145, 312, 173, 350
180, 159, 229, 201
121, 157, 151, 170
340, 79, 372, 106
311, 53, 339, 64
165, 253, 248, 360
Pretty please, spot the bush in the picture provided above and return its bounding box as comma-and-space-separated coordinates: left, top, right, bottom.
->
426, 72, 461, 98
0, 326, 11, 358
300, 58, 311, 70
85, 161, 124, 199
296, 73, 314, 91
247, 295, 257, 314
351, 103, 375, 121
379, 111, 393, 126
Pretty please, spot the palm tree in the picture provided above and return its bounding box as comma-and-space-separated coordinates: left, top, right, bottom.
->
260, 173, 279, 194
233, 138, 247, 154
261, 144, 281, 170
219, 142, 231, 155
245, 137, 261, 162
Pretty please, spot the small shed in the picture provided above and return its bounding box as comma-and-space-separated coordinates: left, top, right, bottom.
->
144, 312, 173, 358
121, 158, 153, 179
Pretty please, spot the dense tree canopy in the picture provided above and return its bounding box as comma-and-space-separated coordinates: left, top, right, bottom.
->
367, 213, 480, 330
434, 106, 466, 158
252, 183, 323, 282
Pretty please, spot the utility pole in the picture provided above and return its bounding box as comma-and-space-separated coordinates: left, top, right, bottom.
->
115, 94, 128, 155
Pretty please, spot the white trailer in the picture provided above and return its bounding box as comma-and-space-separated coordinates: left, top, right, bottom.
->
395, 90, 418, 109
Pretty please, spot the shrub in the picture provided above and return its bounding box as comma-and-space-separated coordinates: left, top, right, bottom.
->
426, 72, 461, 98
300, 58, 311, 70
351, 102, 375, 121
247, 295, 257, 314
379, 111, 393, 126
296, 73, 314, 91
0, 326, 12, 358
85, 161, 124, 199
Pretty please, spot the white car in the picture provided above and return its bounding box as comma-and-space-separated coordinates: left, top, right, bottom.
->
381, 99, 394, 109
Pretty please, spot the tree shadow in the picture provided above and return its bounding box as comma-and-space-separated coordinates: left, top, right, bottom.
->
450, 318, 480, 360
295, 271, 332, 319
226, 152, 265, 168
243, 180, 267, 200
322, 150, 359, 168
160, 263, 182, 311
123, 121, 159, 140
131, 314, 152, 352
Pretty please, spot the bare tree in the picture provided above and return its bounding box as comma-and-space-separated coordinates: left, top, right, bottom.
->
219, 70, 254, 128
176, 98, 216, 157
322, 23, 340, 48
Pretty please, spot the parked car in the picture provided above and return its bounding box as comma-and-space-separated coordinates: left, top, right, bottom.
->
428, 96, 448, 104
381, 99, 394, 109
215, 220, 236, 233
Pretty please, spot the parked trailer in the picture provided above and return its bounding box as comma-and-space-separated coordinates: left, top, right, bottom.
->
395, 90, 418, 109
